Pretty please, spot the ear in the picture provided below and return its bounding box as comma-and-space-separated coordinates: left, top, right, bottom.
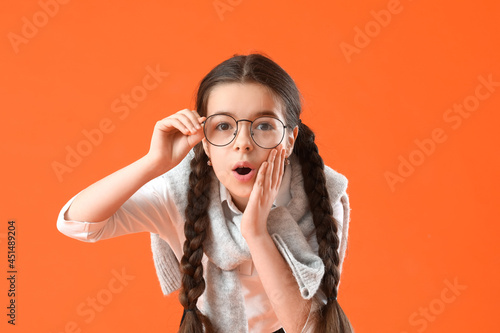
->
202, 138, 211, 159
285, 126, 299, 157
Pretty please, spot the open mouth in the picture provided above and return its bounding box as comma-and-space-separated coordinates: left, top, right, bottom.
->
232, 162, 255, 182
235, 167, 252, 175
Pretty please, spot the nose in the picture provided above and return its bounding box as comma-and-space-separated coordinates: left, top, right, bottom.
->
233, 121, 253, 151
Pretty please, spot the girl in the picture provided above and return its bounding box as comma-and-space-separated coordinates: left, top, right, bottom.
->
57, 53, 353, 333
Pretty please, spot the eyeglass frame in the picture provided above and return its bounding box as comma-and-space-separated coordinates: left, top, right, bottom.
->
202, 113, 289, 149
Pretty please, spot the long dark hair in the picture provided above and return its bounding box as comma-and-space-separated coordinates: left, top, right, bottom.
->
178, 53, 353, 333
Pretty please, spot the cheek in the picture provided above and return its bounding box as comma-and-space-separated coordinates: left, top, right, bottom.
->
209, 151, 230, 178
213, 165, 230, 182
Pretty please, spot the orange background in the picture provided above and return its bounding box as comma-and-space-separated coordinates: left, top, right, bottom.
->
1, 0, 499, 332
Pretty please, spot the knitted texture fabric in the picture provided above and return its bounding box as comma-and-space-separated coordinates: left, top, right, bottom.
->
150, 231, 182, 295
150, 150, 350, 332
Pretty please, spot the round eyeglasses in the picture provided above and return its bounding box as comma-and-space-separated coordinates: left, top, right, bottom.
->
203, 114, 288, 149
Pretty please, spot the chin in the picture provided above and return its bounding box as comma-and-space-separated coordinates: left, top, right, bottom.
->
227, 184, 253, 200
231, 189, 252, 199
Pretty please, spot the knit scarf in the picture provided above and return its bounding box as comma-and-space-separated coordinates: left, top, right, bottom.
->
150, 151, 349, 332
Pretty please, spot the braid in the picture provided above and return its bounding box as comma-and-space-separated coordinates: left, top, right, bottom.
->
294, 122, 353, 333
178, 144, 214, 333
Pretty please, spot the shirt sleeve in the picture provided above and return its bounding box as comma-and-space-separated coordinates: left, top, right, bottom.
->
56, 175, 183, 246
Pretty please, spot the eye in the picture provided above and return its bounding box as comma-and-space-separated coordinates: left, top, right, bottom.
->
215, 122, 233, 131
255, 122, 275, 131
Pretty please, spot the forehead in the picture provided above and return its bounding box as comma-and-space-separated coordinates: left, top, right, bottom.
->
206, 82, 284, 119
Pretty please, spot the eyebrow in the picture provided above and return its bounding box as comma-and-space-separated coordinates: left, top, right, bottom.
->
214, 110, 279, 118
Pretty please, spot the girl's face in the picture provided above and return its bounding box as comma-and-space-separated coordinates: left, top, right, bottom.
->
202, 82, 298, 212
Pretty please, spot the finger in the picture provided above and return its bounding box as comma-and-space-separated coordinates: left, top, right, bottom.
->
268, 146, 283, 188
267, 146, 278, 163
156, 117, 191, 136
186, 129, 205, 148
279, 148, 286, 176
189, 112, 206, 129
173, 112, 201, 134
180, 109, 204, 130
171, 113, 205, 137
170, 117, 195, 135
191, 110, 206, 125
276, 148, 286, 188
254, 161, 267, 192
188, 110, 207, 127
272, 148, 285, 189
266, 149, 277, 189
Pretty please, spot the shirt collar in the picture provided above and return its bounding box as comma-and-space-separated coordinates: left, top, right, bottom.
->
220, 164, 293, 215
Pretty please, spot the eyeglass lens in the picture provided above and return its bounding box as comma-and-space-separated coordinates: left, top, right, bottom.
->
204, 114, 285, 148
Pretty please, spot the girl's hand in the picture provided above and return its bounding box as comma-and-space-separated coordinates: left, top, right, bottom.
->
241, 146, 287, 239
146, 109, 205, 173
